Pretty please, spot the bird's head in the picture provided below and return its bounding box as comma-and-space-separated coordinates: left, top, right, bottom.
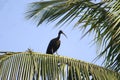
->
59, 30, 67, 38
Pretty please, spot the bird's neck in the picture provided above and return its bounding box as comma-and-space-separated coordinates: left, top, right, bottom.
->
57, 33, 61, 39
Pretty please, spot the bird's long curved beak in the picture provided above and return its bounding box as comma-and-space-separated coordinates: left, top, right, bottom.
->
62, 32, 67, 38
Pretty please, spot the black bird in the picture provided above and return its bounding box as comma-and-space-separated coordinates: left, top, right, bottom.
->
46, 30, 67, 54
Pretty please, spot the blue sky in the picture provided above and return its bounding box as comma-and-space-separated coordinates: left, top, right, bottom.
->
0, 0, 103, 65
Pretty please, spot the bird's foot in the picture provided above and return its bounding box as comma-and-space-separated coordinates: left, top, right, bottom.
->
56, 52, 60, 56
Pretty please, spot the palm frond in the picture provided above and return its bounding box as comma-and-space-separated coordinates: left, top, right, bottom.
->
26, 0, 120, 72
0, 51, 120, 80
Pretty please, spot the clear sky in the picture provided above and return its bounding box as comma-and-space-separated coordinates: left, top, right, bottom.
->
0, 0, 103, 65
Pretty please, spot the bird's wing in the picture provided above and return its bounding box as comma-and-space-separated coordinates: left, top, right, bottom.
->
57, 40, 60, 49
53, 40, 60, 52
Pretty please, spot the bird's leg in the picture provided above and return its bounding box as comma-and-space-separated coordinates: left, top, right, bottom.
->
56, 51, 59, 56
51, 48, 54, 54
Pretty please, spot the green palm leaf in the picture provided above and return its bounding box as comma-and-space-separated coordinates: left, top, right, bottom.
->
26, 0, 120, 72
0, 51, 120, 80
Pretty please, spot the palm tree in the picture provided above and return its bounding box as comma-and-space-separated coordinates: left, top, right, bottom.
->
26, 0, 120, 72
0, 0, 119, 80
0, 50, 120, 80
